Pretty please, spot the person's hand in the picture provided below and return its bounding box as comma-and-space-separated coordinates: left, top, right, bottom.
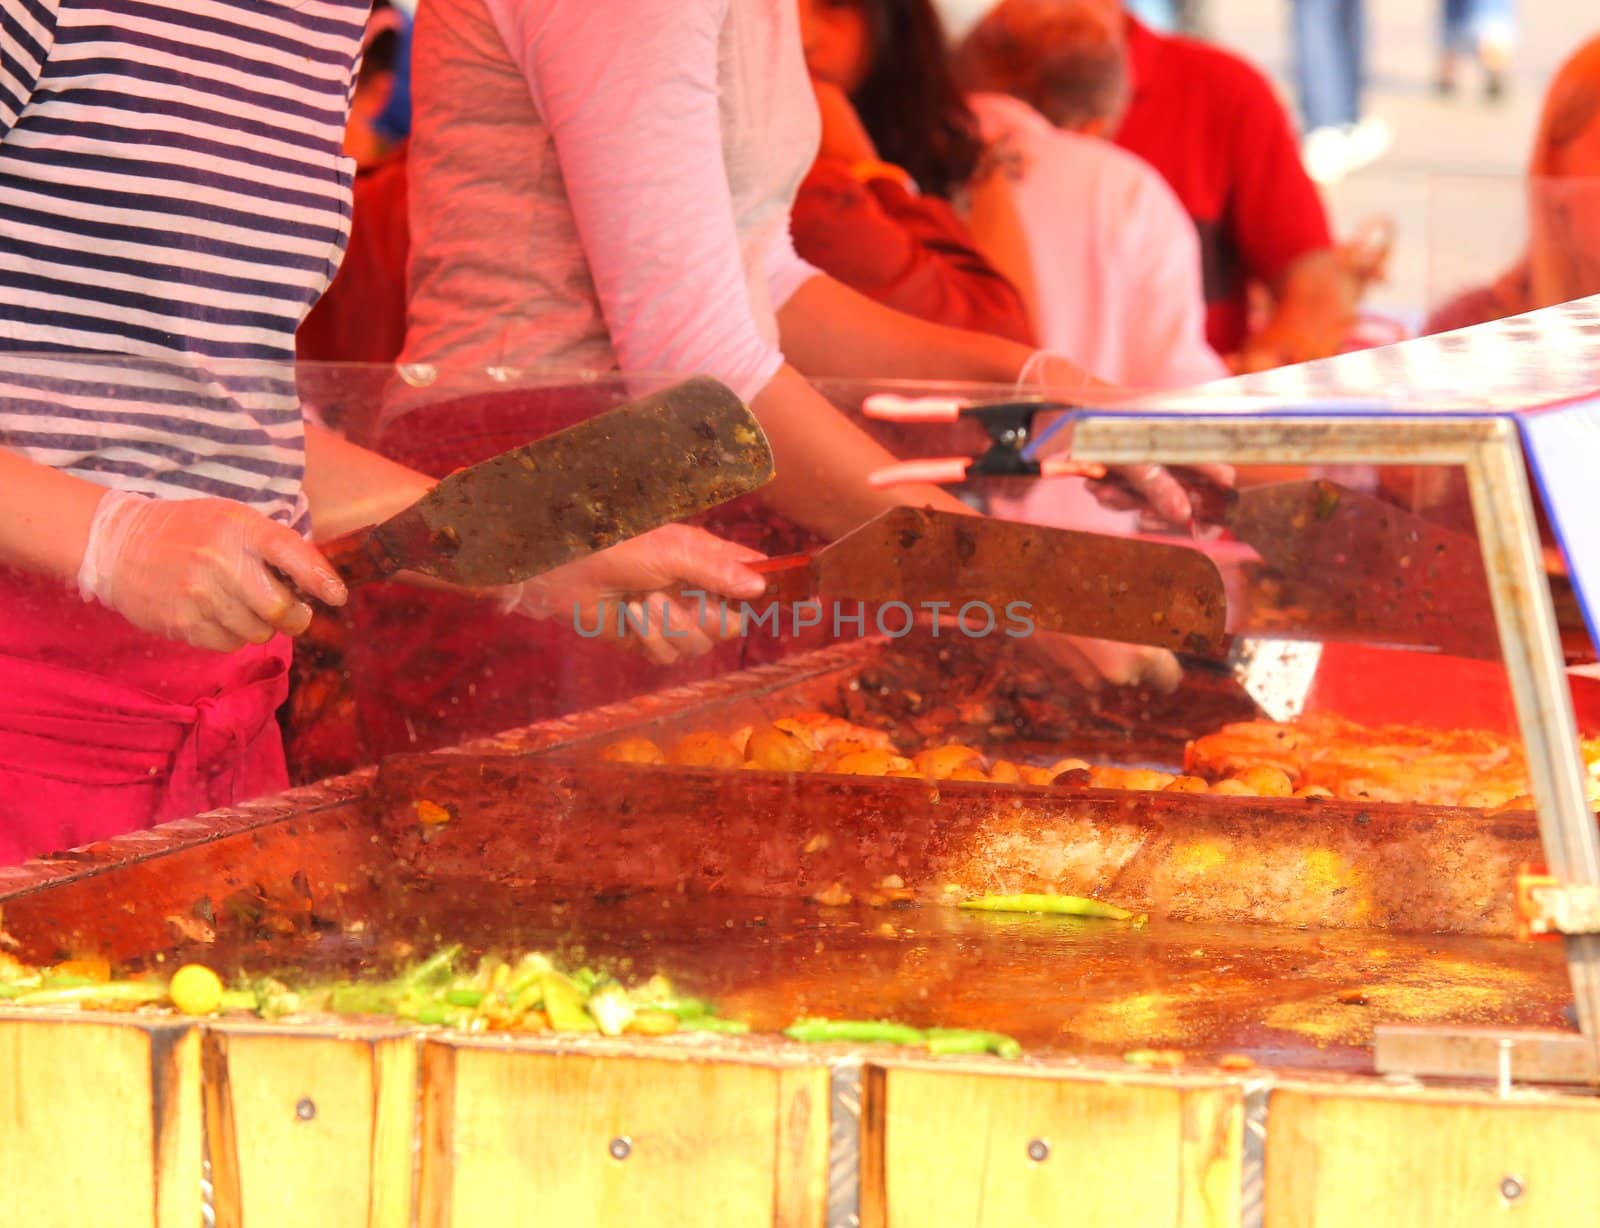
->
1085, 463, 1237, 529
506, 524, 768, 665
811, 76, 880, 166
1033, 632, 1182, 694
77, 490, 347, 652
1018, 350, 1235, 526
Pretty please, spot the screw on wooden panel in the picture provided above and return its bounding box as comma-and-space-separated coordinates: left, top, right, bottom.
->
1500, 1175, 1525, 1202
1026, 1138, 1050, 1163
295, 1097, 316, 1122
609, 1136, 632, 1161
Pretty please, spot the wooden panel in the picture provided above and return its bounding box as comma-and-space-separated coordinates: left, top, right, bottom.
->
0, 1016, 201, 1228
418, 1040, 827, 1228
870, 1067, 1242, 1228
205, 1026, 417, 1228
1265, 1085, 1600, 1225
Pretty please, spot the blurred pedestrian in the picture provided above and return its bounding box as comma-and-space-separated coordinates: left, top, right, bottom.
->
1291, 0, 1391, 184
1426, 34, 1600, 333
1438, 0, 1515, 100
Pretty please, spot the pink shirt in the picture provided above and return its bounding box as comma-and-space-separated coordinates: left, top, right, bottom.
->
971, 93, 1225, 390
400, 0, 819, 404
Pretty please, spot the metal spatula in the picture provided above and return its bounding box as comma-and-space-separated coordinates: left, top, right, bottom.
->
319, 376, 775, 588
749, 506, 1229, 653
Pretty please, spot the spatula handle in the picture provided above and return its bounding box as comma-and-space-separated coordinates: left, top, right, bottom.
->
317, 527, 401, 589
746, 554, 817, 605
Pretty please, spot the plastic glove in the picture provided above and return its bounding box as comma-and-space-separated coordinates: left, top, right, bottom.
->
77, 490, 347, 653
504, 523, 768, 665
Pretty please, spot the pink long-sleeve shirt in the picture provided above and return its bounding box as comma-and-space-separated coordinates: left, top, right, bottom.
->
399, 0, 820, 403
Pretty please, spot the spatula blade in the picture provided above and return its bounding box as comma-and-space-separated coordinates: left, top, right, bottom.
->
814, 507, 1229, 653
349, 377, 774, 587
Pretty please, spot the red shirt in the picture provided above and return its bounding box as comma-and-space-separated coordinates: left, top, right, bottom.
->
1114, 19, 1332, 357
791, 159, 1034, 346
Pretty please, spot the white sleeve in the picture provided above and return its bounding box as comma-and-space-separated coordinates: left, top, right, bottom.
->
1118, 169, 1229, 390
485, 0, 784, 402
764, 216, 822, 313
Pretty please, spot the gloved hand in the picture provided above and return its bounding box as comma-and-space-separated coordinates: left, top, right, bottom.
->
504, 523, 768, 665
1017, 350, 1236, 527
77, 490, 347, 652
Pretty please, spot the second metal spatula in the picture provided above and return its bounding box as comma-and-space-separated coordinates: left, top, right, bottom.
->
750, 507, 1229, 653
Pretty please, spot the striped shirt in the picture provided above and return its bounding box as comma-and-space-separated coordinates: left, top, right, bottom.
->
0, 0, 365, 526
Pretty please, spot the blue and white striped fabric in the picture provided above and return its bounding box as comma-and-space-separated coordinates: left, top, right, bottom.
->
0, 0, 366, 527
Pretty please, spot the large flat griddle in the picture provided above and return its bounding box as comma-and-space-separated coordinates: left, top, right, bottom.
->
0, 636, 1579, 1075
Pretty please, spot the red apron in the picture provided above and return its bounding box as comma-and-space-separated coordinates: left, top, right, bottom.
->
0, 567, 291, 866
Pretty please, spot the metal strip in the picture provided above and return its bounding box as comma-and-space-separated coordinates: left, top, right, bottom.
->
1070, 414, 1495, 466
1239, 1081, 1269, 1228
827, 1059, 864, 1228
1375, 1025, 1600, 1085
1464, 428, 1600, 1077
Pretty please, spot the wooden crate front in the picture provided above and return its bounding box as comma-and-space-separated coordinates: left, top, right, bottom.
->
0, 1015, 201, 1228
865, 1064, 1243, 1228
1265, 1083, 1600, 1226
204, 1024, 417, 1228
418, 1039, 828, 1228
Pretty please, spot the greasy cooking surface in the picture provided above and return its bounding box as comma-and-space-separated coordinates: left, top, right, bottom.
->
144, 885, 1574, 1072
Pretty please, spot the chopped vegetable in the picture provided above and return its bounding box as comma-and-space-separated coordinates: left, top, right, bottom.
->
169, 964, 224, 1015
587, 985, 636, 1037
924, 1028, 1022, 1059
783, 1018, 925, 1046
414, 800, 454, 826
540, 972, 600, 1033
959, 893, 1133, 921
13, 981, 167, 1008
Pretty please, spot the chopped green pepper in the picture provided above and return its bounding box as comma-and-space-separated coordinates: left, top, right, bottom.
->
923, 1028, 1023, 1059
958, 893, 1132, 920
783, 1018, 925, 1046
540, 972, 599, 1033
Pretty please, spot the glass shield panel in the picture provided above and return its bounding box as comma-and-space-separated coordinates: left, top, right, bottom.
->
0, 357, 1584, 1077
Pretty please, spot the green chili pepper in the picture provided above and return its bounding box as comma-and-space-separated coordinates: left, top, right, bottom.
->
783, 1018, 925, 1046
649, 995, 714, 1020
958, 893, 1131, 920
329, 984, 401, 1016
924, 1028, 1023, 1059
13, 981, 167, 1007
402, 944, 462, 988
677, 1016, 751, 1035
218, 989, 260, 1013
444, 988, 484, 1008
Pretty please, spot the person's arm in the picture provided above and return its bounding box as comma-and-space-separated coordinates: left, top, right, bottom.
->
0, 448, 345, 651
1237, 249, 1357, 372
1220, 62, 1348, 370
791, 160, 1034, 344
777, 273, 1045, 385
481, 1, 1015, 534
302, 422, 434, 541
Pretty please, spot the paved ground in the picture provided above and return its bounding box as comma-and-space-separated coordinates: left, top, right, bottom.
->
1206, 0, 1585, 323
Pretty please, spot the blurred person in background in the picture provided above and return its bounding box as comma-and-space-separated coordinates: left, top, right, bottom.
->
954, 0, 1225, 388
1426, 34, 1600, 334
1290, 0, 1391, 185
1438, 0, 1515, 100
989, 0, 1359, 371
791, 62, 1035, 342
